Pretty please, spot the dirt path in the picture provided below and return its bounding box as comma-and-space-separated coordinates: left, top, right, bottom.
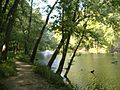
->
0, 61, 58, 90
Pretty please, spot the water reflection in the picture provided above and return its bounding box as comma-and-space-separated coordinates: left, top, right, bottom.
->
67, 54, 120, 90
35, 50, 60, 72
36, 52, 120, 90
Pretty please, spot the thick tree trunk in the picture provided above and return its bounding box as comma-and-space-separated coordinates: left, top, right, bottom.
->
1, 0, 20, 61
56, 34, 71, 75
1, 17, 15, 61
0, 0, 19, 33
30, 0, 58, 63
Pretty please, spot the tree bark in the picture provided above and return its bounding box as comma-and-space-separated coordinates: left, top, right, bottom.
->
0, 0, 3, 32
30, 0, 58, 63
47, 3, 66, 68
47, 35, 66, 68
0, 0, 3, 14
2, 0, 10, 13
56, 0, 80, 75
64, 22, 87, 77
64, 33, 84, 78
56, 33, 71, 75
1, 0, 20, 61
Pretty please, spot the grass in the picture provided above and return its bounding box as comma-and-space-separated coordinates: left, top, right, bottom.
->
33, 63, 74, 90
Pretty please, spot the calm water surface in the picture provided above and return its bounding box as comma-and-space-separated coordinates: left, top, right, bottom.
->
36, 51, 120, 90
66, 54, 120, 90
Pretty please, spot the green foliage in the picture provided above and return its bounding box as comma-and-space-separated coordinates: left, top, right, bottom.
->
15, 53, 29, 62
0, 60, 16, 77
33, 64, 73, 90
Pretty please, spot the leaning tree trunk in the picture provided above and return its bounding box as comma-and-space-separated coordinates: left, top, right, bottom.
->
56, 33, 71, 75
30, 0, 58, 63
47, 35, 66, 68
1, 0, 20, 62
64, 22, 87, 77
47, 4, 66, 68
56, 0, 80, 75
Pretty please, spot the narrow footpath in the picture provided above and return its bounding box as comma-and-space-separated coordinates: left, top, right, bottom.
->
0, 61, 58, 90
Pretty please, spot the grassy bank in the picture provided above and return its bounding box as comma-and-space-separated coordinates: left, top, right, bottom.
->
33, 64, 77, 90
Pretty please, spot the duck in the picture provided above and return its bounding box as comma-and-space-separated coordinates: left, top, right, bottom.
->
111, 60, 118, 64
90, 70, 95, 74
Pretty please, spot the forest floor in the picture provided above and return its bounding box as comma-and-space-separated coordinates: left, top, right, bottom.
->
0, 61, 60, 90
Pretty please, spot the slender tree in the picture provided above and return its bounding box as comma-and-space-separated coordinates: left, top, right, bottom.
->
64, 22, 87, 78
56, 33, 71, 74
25, 0, 33, 55
55, 0, 79, 74
47, 1, 65, 68
30, 0, 58, 63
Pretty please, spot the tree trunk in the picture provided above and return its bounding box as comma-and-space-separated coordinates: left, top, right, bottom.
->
0, 0, 3, 10
0, 0, 19, 33
1, 0, 20, 61
0, 0, 3, 15
0, 0, 3, 32
2, 0, 10, 13
56, 0, 80, 75
47, 35, 66, 68
47, 4, 66, 68
56, 34, 71, 75
64, 28, 86, 78
1, 17, 15, 61
30, 0, 58, 63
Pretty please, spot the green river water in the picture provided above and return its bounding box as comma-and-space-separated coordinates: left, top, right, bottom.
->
37, 51, 120, 90
66, 54, 120, 90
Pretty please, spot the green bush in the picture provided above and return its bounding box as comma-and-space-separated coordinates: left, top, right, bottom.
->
33, 64, 66, 87
15, 53, 29, 62
0, 60, 16, 77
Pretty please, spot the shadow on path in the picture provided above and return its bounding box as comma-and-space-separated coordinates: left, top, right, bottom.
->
0, 61, 57, 90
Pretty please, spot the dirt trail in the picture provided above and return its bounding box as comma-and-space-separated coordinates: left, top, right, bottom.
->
0, 61, 57, 90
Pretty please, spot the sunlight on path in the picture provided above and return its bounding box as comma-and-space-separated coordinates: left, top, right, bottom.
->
0, 61, 57, 90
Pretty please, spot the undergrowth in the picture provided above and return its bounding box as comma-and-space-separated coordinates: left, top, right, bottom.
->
0, 59, 16, 77
33, 63, 74, 90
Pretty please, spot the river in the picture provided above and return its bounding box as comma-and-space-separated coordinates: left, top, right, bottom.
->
36, 51, 120, 90
66, 54, 120, 90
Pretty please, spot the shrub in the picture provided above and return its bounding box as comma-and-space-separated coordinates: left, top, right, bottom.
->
15, 53, 29, 62
33, 64, 66, 87
0, 60, 16, 77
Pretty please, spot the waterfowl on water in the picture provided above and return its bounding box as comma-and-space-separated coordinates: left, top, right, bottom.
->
90, 70, 95, 74
111, 60, 118, 64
